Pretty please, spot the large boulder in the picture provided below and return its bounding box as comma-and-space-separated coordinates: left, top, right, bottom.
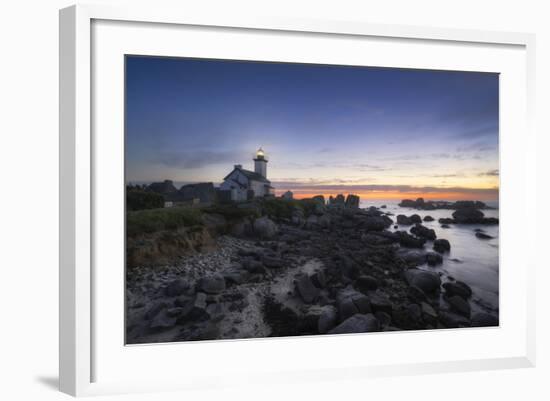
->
397, 231, 427, 248
442, 281, 472, 299
199, 274, 226, 294
396, 215, 413, 225
345, 194, 360, 208
368, 291, 393, 314
426, 252, 443, 266
295, 274, 320, 304
445, 295, 471, 317
311, 195, 325, 204
410, 224, 436, 240
329, 194, 346, 206
356, 275, 379, 292
337, 288, 372, 320
164, 279, 194, 297
433, 239, 451, 253
452, 208, 484, 224
328, 313, 380, 334
362, 216, 392, 231
176, 292, 208, 321
317, 305, 338, 334
404, 269, 441, 293
253, 216, 278, 239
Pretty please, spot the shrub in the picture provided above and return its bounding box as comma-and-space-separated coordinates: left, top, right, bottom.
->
126, 190, 164, 211
126, 207, 203, 237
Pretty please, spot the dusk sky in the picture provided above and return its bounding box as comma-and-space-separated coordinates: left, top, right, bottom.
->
126, 56, 499, 201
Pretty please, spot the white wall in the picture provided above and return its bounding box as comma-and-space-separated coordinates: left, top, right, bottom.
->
0, 0, 548, 400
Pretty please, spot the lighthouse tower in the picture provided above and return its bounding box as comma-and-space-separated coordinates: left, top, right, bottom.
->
253, 147, 268, 178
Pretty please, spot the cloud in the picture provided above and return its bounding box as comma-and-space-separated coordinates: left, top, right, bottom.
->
478, 169, 499, 177
271, 182, 499, 196
154, 150, 243, 169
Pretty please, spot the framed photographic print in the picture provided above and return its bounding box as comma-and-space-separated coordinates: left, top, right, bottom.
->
60, 4, 536, 397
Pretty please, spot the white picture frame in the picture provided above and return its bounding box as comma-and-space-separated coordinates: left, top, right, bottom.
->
59, 4, 536, 397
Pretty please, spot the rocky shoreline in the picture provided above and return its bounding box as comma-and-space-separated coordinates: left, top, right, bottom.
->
126, 196, 499, 344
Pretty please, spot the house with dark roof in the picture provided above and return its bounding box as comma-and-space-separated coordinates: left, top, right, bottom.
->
220, 148, 274, 201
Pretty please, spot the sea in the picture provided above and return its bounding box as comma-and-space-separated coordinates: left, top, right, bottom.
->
359, 200, 499, 317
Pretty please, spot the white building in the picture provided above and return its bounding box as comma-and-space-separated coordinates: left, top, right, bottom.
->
220, 148, 274, 201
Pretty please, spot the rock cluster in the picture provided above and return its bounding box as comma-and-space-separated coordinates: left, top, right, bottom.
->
126, 196, 499, 344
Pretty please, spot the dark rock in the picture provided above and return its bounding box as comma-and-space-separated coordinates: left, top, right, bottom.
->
423, 215, 435, 222
295, 274, 320, 304
407, 303, 423, 323
369, 291, 393, 314
362, 216, 393, 231
149, 310, 177, 330
337, 288, 372, 320
253, 216, 278, 239
438, 218, 455, 224
166, 307, 184, 317
178, 292, 208, 321
445, 295, 471, 317
312, 195, 326, 204
433, 239, 451, 253
399, 249, 428, 265
329, 194, 346, 206
438, 311, 471, 328
420, 301, 438, 322
199, 274, 226, 294
262, 255, 284, 269
475, 232, 494, 240
242, 259, 266, 274
338, 297, 359, 321
471, 312, 499, 327
356, 275, 379, 292
410, 223, 437, 240
374, 311, 392, 328
145, 301, 167, 320
404, 269, 441, 293
396, 215, 413, 225
407, 285, 428, 303
345, 194, 360, 208
397, 231, 427, 248
441, 224, 451, 229
206, 303, 224, 322
318, 306, 338, 334
426, 252, 443, 266
164, 279, 193, 297
310, 270, 327, 288
328, 313, 380, 334
410, 214, 422, 224
452, 208, 484, 224
442, 281, 472, 299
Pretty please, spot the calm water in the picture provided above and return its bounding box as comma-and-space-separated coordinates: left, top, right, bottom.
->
360, 200, 499, 316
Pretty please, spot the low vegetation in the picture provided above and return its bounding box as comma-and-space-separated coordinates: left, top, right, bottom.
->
126, 189, 164, 211
127, 207, 203, 237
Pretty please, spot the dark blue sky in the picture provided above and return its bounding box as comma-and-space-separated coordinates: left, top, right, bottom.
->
126, 56, 499, 200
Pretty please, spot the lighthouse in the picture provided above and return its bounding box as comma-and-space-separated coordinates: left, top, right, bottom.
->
253, 147, 268, 178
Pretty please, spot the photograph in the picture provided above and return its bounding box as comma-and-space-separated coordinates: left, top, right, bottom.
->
124, 55, 499, 344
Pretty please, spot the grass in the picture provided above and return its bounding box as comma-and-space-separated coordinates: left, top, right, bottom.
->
126, 207, 203, 237
126, 197, 317, 237
203, 204, 260, 221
